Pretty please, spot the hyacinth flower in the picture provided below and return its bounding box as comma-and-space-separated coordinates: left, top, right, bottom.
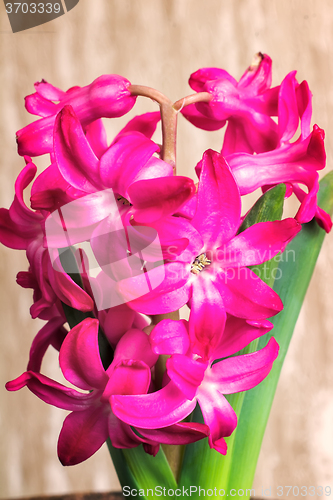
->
6, 318, 209, 465
117, 149, 301, 324
181, 53, 280, 154
16, 75, 137, 157
111, 317, 279, 454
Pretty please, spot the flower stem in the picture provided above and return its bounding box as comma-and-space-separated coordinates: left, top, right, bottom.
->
129, 85, 178, 173
172, 91, 212, 112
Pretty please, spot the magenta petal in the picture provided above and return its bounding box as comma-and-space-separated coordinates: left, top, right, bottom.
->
113, 328, 158, 368
54, 106, 100, 192
212, 317, 273, 360
60, 318, 108, 391
84, 119, 108, 159
28, 316, 67, 372
150, 319, 190, 355
117, 262, 191, 315
196, 385, 237, 454
181, 104, 226, 131
34, 79, 66, 100
192, 150, 241, 248
296, 80, 312, 139
104, 360, 151, 397
112, 112, 161, 141
130, 176, 195, 223
189, 67, 237, 92
219, 219, 301, 267
47, 259, 94, 312
209, 337, 279, 394
58, 406, 109, 465
25, 92, 58, 117
99, 132, 159, 195
6, 371, 96, 411
136, 422, 209, 445
238, 53, 272, 94
166, 355, 207, 400
215, 268, 283, 319
101, 303, 136, 346
189, 277, 226, 359
278, 71, 299, 144
111, 381, 196, 428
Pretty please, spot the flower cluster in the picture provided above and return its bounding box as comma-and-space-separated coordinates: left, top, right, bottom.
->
2, 54, 330, 467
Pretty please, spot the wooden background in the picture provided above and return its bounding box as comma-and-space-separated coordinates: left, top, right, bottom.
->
1, 1, 333, 498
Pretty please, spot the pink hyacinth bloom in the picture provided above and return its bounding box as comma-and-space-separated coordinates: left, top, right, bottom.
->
117, 150, 301, 327
111, 317, 278, 454
17, 75, 137, 157
6, 318, 209, 465
182, 53, 280, 154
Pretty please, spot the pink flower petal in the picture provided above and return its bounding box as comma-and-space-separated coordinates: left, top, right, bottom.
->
60, 318, 108, 391
214, 267, 283, 319
111, 381, 196, 429
192, 150, 241, 248
150, 319, 190, 355
189, 277, 226, 359
166, 355, 207, 400
209, 337, 279, 394
58, 405, 109, 465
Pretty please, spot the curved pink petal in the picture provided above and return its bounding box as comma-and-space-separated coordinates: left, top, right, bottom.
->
111, 381, 196, 429
130, 176, 196, 223
192, 150, 241, 248
196, 385, 237, 454
150, 319, 190, 355
189, 67, 237, 92
117, 262, 191, 315
218, 219, 301, 267
47, 258, 94, 312
189, 277, 226, 359
28, 316, 67, 372
214, 267, 283, 319
84, 119, 108, 159
54, 106, 100, 192
34, 79, 66, 100
221, 120, 254, 156
112, 112, 161, 142
104, 360, 151, 397
99, 132, 159, 195
296, 80, 312, 139
166, 355, 207, 400
113, 328, 158, 368
58, 405, 109, 465
60, 318, 108, 391
181, 104, 226, 131
6, 371, 97, 411
278, 71, 299, 144
237, 53, 272, 94
25, 92, 58, 117
212, 317, 273, 360
136, 422, 209, 445
209, 337, 279, 394
9, 160, 43, 226
101, 303, 136, 346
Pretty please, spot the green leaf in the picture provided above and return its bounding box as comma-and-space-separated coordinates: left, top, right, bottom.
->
108, 441, 177, 498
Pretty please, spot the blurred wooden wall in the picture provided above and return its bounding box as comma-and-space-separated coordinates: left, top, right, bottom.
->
1, 1, 333, 498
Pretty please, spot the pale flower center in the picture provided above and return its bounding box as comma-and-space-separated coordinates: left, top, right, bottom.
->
191, 253, 211, 274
